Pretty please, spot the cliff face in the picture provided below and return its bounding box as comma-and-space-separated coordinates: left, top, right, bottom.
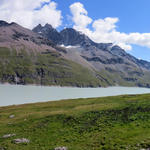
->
32, 24, 62, 44
0, 21, 150, 87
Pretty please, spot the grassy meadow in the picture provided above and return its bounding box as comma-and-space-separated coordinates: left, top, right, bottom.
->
0, 94, 150, 150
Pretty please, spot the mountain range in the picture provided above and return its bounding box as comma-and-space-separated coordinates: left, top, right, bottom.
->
0, 20, 150, 87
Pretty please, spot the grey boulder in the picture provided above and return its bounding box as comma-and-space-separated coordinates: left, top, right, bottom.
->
2, 134, 16, 138
9, 115, 15, 118
54, 147, 68, 150
13, 138, 30, 144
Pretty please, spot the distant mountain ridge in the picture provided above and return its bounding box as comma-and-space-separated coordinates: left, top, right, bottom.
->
33, 24, 150, 70
32, 24, 150, 87
0, 20, 150, 87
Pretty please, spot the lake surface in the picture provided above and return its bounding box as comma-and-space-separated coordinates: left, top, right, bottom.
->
0, 84, 150, 106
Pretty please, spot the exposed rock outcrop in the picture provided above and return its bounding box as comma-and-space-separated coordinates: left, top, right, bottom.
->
2, 134, 16, 138
54, 147, 68, 150
13, 138, 30, 144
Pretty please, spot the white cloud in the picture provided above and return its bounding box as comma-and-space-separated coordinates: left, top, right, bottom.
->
69, 2, 150, 51
92, 17, 119, 33
70, 2, 92, 31
0, 0, 62, 29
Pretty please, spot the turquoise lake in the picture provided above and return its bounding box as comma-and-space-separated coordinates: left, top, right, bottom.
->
1, 84, 150, 106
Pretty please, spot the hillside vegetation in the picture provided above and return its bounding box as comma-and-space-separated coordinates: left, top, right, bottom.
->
0, 94, 150, 150
1, 46, 150, 88
0, 47, 109, 87
1, 20, 150, 88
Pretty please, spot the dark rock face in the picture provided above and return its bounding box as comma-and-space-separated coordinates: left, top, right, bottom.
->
59, 28, 93, 47
0, 20, 9, 27
0, 21, 18, 27
109, 45, 150, 70
82, 56, 124, 64
59, 28, 113, 52
138, 59, 150, 70
32, 24, 62, 44
32, 24, 42, 32
11, 28, 54, 47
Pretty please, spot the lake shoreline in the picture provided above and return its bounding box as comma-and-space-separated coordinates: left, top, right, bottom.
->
1, 84, 150, 107
1, 93, 150, 108
1, 82, 150, 89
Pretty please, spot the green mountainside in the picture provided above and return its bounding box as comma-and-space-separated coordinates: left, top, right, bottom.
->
1, 20, 150, 87
0, 47, 109, 87
1, 46, 150, 87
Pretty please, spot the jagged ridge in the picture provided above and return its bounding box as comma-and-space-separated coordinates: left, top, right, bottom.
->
0, 21, 150, 87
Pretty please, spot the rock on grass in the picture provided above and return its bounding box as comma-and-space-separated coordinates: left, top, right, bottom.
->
2, 134, 16, 138
54, 147, 68, 150
13, 138, 30, 144
9, 115, 15, 118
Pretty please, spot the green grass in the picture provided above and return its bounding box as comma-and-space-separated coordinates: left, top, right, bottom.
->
0, 94, 150, 150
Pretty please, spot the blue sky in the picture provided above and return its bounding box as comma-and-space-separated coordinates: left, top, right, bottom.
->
55, 0, 150, 33
54, 0, 150, 61
0, 0, 150, 61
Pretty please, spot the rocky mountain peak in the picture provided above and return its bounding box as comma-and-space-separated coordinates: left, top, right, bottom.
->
110, 45, 127, 57
33, 24, 114, 50
32, 23, 150, 72
32, 23, 61, 44
0, 20, 10, 27
60, 28, 93, 47
32, 24, 42, 33
44, 23, 53, 29
0, 20, 21, 28
32, 23, 54, 33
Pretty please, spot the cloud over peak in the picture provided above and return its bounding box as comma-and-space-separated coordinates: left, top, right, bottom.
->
1, 1, 150, 51
69, 2, 150, 51
0, 0, 62, 29
70, 2, 92, 31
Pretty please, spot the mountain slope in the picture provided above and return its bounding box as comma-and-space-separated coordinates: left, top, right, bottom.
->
33, 24, 150, 88
0, 21, 150, 87
32, 24, 62, 44
0, 21, 111, 87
